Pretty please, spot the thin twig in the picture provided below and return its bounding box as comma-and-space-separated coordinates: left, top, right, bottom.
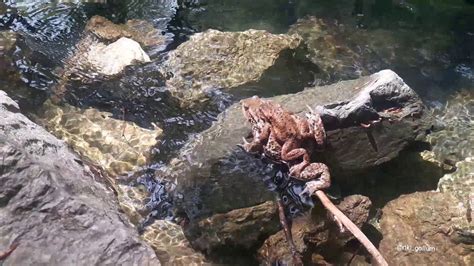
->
0, 242, 18, 261
276, 196, 303, 266
314, 190, 388, 266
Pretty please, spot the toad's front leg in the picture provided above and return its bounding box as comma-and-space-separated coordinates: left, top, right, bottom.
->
241, 123, 271, 154
281, 140, 310, 177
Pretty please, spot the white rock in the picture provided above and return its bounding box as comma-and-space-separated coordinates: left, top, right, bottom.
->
86, 37, 150, 76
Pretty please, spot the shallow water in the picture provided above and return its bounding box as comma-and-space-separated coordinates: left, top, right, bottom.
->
0, 0, 473, 263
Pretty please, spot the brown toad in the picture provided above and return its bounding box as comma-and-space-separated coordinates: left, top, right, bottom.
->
240, 96, 326, 178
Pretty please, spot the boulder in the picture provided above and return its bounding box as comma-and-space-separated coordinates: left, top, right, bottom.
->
258, 195, 372, 265
160, 29, 302, 102
0, 90, 160, 265
37, 100, 162, 177
163, 70, 431, 220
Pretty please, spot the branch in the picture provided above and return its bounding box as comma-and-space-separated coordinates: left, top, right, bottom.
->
313, 190, 388, 266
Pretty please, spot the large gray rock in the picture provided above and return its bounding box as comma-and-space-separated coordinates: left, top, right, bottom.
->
164, 69, 431, 220
0, 91, 160, 265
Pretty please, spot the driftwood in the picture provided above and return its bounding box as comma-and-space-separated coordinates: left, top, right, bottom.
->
314, 190, 388, 266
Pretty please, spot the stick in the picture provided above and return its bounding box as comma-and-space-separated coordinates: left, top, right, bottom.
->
276, 196, 303, 266
0, 242, 18, 261
314, 190, 388, 266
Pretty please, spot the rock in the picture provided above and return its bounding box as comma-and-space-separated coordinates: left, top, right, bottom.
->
437, 157, 474, 208
379, 191, 473, 265
52, 16, 161, 100
427, 89, 473, 165
86, 37, 151, 76
160, 29, 302, 102
142, 220, 209, 265
187, 201, 279, 252
163, 70, 430, 220
258, 195, 372, 265
85, 15, 168, 48
37, 100, 162, 177
0, 90, 160, 265
288, 17, 376, 81
0, 31, 17, 55
288, 16, 454, 84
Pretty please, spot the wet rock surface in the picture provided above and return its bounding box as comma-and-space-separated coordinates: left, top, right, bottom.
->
37, 100, 162, 177
187, 201, 279, 253
0, 90, 160, 265
379, 191, 473, 265
427, 89, 474, 166
164, 69, 431, 220
258, 195, 372, 265
160, 29, 302, 102
85, 15, 168, 48
142, 220, 208, 265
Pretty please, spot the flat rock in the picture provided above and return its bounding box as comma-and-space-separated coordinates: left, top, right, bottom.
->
258, 195, 372, 265
164, 69, 431, 219
160, 29, 302, 102
0, 90, 160, 265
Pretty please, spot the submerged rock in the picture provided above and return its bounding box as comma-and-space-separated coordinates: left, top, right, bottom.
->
288, 16, 454, 83
163, 69, 430, 221
142, 220, 208, 265
85, 15, 168, 48
0, 90, 160, 265
427, 89, 474, 165
160, 29, 302, 102
258, 195, 372, 265
52, 15, 164, 100
188, 201, 279, 252
37, 100, 162, 176
85, 37, 150, 76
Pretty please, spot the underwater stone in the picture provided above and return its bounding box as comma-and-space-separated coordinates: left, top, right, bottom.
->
85, 15, 169, 47
37, 100, 162, 177
160, 29, 302, 103
427, 89, 474, 165
188, 201, 279, 252
86, 37, 151, 76
0, 90, 160, 265
141, 220, 208, 265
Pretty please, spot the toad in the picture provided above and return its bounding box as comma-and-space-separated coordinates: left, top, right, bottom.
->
240, 96, 326, 178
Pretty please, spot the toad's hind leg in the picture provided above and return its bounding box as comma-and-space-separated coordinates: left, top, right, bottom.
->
281, 141, 310, 177
299, 163, 331, 195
